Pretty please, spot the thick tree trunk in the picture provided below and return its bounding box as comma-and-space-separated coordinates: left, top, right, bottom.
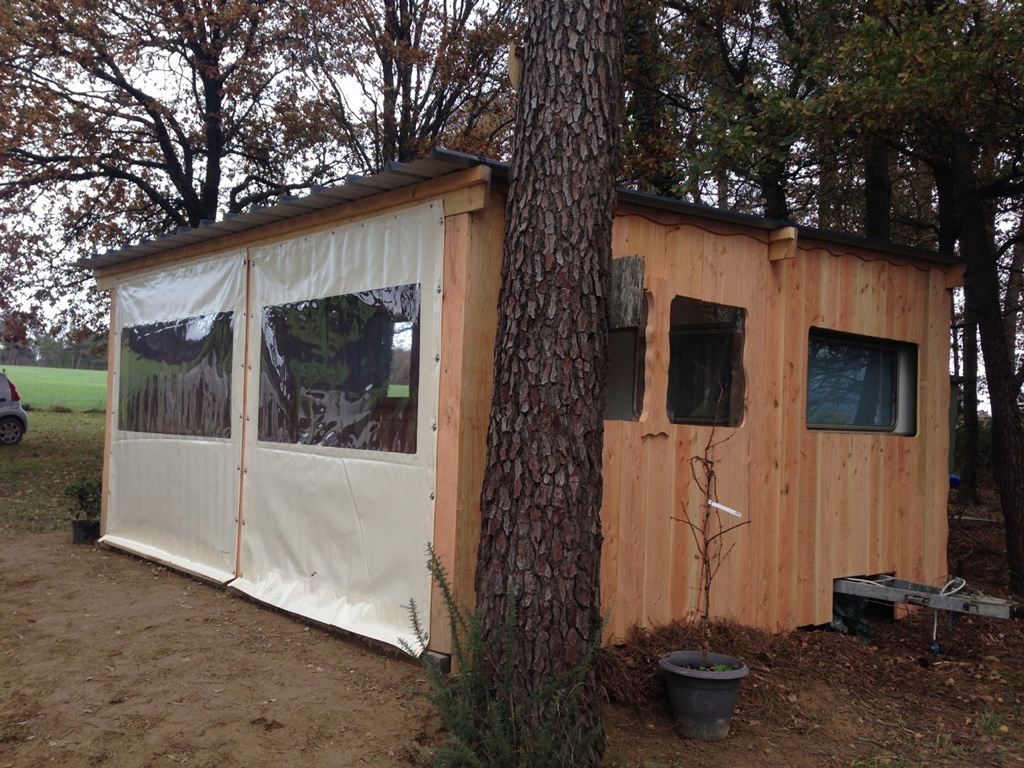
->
474, 0, 624, 759
953, 139, 1024, 594
958, 312, 980, 505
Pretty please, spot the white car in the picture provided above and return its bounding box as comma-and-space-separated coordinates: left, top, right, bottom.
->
0, 370, 28, 445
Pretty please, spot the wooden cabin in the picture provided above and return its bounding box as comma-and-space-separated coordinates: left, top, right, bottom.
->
80, 150, 961, 654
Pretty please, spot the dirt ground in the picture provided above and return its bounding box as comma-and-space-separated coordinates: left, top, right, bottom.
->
2, 501, 1024, 768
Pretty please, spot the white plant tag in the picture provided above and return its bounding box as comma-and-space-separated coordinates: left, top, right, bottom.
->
708, 500, 742, 518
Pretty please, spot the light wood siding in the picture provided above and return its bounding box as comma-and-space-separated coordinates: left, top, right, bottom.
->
599, 216, 952, 639
432, 199, 505, 653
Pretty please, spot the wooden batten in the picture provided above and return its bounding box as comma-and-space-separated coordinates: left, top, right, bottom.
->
100, 288, 117, 537
945, 262, 965, 288
769, 226, 798, 261
431, 196, 505, 654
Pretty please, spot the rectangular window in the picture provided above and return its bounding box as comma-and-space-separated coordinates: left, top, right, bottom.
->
119, 312, 234, 437
606, 327, 646, 420
258, 283, 420, 453
667, 297, 745, 427
806, 329, 917, 434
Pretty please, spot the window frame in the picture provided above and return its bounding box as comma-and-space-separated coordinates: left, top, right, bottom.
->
666, 296, 745, 428
805, 328, 917, 435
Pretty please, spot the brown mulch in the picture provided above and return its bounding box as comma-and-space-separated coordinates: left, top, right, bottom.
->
599, 490, 1024, 767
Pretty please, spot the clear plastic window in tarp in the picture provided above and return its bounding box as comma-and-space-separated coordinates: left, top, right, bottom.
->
118, 312, 234, 437
258, 283, 421, 453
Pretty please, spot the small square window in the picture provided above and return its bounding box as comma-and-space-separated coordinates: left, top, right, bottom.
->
806, 329, 917, 434
667, 297, 745, 427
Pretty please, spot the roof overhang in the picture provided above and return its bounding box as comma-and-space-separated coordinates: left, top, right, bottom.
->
75, 148, 960, 274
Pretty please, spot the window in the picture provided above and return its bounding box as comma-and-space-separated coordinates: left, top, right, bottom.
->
667, 297, 745, 427
258, 283, 420, 453
806, 329, 917, 434
605, 256, 646, 421
119, 312, 234, 438
606, 326, 646, 421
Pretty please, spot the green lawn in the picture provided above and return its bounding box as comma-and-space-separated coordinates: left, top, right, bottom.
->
0, 410, 105, 533
2, 364, 108, 412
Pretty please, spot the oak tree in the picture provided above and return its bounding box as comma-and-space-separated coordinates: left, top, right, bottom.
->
292, 0, 521, 174
0, 0, 519, 334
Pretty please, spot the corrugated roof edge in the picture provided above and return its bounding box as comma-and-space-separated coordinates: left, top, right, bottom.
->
433, 148, 959, 266
75, 147, 959, 271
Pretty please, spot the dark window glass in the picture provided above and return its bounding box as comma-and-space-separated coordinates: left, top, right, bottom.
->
806, 330, 916, 433
605, 327, 646, 421
119, 312, 234, 437
605, 255, 646, 421
667, 297, 744, 426
258, 283, 420, 453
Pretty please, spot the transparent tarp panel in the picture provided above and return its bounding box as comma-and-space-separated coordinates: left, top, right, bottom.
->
258, 283, 421, 453
119, 312, 234, 437
667, 297, 745, 426
806, 333, 898, 429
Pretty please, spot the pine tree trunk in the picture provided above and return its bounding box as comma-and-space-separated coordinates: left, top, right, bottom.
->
474, 0, 624, 760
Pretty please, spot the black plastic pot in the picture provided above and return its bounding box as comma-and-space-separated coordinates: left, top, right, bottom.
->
71, 519, 100, 545
659, 650, 748, 741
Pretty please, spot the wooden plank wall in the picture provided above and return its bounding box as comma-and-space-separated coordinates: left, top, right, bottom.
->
600, 214, 952, 641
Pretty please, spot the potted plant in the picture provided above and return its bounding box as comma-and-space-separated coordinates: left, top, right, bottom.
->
66, 475, 102, 545
660, 427, 750, 741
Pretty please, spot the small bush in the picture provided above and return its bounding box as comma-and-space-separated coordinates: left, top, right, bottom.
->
65, 475, 102, 521
405, 547, 602, 768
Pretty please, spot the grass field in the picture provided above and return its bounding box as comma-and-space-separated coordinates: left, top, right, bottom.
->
1, 364, 108, 411
0, 410, 105, 533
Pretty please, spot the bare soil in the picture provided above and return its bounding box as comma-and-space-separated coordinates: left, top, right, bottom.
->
2, 497, 1023, 768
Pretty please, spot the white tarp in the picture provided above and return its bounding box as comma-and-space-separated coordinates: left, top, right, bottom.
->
231, 202, 444, 650
103, 250, 248, 583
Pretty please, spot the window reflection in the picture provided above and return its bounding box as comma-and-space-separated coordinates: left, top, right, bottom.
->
258, 283, 421, 453
119, 312, 234, 437
806, 330, 916, 433
667, 297, 745, 427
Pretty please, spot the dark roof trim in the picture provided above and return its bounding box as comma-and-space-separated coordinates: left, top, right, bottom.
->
76, 147, 958, 272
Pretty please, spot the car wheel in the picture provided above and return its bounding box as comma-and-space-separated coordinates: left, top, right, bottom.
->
0, 416, 24, 446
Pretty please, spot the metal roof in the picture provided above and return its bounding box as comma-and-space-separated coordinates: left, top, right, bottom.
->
76, 148, 958, 272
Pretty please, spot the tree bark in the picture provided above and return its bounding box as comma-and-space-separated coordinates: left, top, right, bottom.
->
474, 0, 624, 760
953, 137, 1024, 594
958, 310, 980, 505
863, 140, 892, 241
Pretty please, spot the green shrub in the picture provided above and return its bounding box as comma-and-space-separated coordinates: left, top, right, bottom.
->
405, 547, 602, 768
65, 475, 102, 521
